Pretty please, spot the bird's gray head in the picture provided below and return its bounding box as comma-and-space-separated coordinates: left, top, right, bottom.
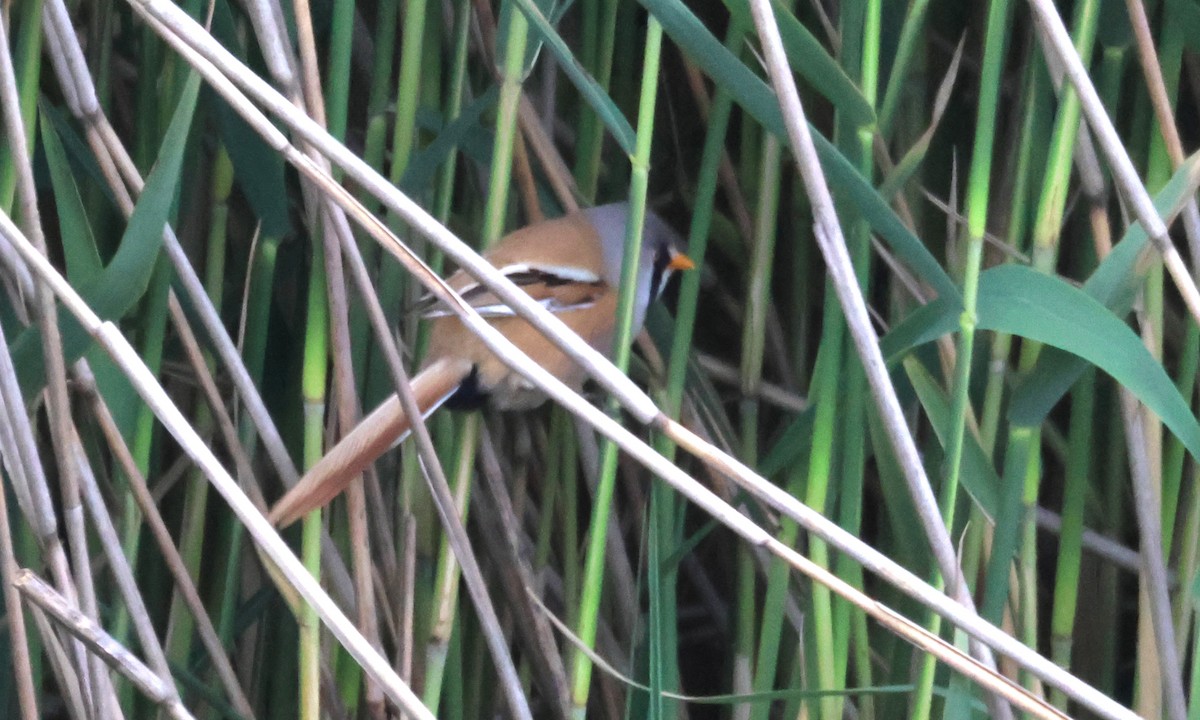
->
583, 202, 692, 338
584, 202, 692, 298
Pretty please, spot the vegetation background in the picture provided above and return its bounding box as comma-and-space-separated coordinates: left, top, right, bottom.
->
1, 0, 1198, 718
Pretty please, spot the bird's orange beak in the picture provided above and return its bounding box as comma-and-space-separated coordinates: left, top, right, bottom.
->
667, 252, 696, 271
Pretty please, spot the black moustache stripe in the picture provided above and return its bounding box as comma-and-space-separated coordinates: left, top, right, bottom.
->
650, 245, 671, 300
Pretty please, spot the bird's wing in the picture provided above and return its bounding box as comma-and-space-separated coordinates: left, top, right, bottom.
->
415, 262, 606, 318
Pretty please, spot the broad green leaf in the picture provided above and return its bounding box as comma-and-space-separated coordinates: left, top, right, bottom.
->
638, 0, 782, 131
40, 108, 101, 281
43, 105, 118, 212
883, 153, 1200, 424
1009, 152, 1200, 423
213, 96, 291, 238
212, 1, 291, 237
942, 669, 982, 720
720, 0, 875, 128
877, 38, 964, 199
497, 0, 560, 76
1080, 151, 1199, 307
640, 0, 958, 301
902, 357, 1000, 520
866, 403, 933, 573
978, 265, 1200, 459
880, 296, 961, 363
15, 72, 201, 397
980, 425, 1035, 621
87, 346, 142, 442
401, 87, 499, 192
882, 261, 1200, 463
42, 112, 142, 440
758, 405, 815, 477
512, 0, 636, 155
813, 131, 954, 303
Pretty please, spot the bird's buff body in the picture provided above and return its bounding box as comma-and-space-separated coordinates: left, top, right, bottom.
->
269, 204, 691, 527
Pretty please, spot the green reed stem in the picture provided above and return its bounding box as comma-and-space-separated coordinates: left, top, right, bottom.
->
574, 0, 619, 202
942, 0, 1011, 532
424, 4, 526, 711
1048, 370, 1094, 710
299, 224, 330, 719
839, 3, 879, 715
390, 0, 428, 185
433, 0, 472, 230
0, 0, 42, 212
325, 0, 355, 141
164, 145, 233, 676
216, 234, 279, 654
745, 134, 786, 720
876, 0, 929, 139
570, 15, 663, 717
911, 3, 1011, 713
422, 419, 476, 712
663, 20, 741, 421
113, 254, 171, 686
801, 308, 844, 719
1147, 0, 1188, 567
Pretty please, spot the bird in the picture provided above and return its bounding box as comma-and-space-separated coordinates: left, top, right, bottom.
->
269, 202, 694, 527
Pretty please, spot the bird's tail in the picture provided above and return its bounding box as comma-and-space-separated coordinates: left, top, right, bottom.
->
269, 357, 470, 527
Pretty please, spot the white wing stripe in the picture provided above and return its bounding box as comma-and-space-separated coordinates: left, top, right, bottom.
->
422, 296, 598, 318
491, 262, 601, 284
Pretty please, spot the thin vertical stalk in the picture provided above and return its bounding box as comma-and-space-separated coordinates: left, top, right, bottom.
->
365, 0, 430, 404
560, 416, 581, 623
979, 53, 1046, 457
423, 1, 526, 711
803, 158, 840, 720
0, 5, 75, 713
324, 0, 354, 141
482, 6, 528, 242
421, 420, 476, 712
732, 546, 755, 720
355, 0, 397, 322
663, 20, 742, 423
1125, 10, 1196, 710
413, 0, 473, 368
744, 0, 1013, 713
164, 145, 231, 679
217, 233, 280, 649
7, 5, 116, 710
646, 482, 666, 720
390, 0, 428, 185
0, 0, 43, 221
744, 134, 784, 720
1048, 370, 1095, 710
431, 0, 472, 228
877, 0, 930, 138
573, 0, 618, 202
114, 250, 172, 669
1013, 0, 1100, 703
941, 0, 1011, 538
0, 386, 37, 720
570, 15, 663, 717
980, 0, 1099, 680
838, 3, 880, 716
299, 227, 330, 719
913, 0, 1011, 713
655, 26, 743, 718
